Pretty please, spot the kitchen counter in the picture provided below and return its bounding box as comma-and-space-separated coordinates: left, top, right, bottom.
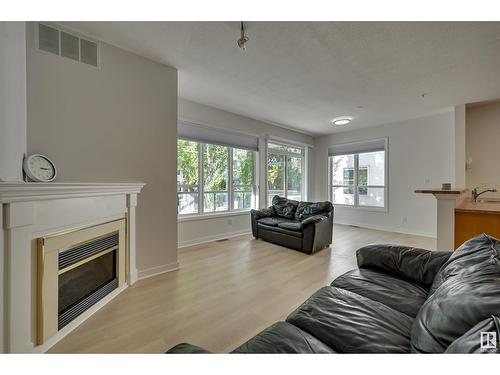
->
455, 198, 500, 215
455, 197, 500, 248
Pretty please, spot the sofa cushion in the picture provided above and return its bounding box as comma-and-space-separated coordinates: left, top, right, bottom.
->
258, 223, 303, 238
277, 221, 302, 231
295, 201, 333, 221
331, 269, 428, 317
445, 315, 500, 354
411, 234, 500, 353
231, 321, 335, 353
286, 286, 413, 353
272, 195, 299, 219
257, 216, 290, 227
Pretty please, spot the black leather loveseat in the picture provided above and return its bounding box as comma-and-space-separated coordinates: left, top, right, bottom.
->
167, 233, 500, 353
250, 195, 333, 254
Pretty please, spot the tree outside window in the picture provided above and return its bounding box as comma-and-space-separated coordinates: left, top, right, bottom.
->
177, 140, 199, 214
267, 142, 305, 205
177, 139, 256, 215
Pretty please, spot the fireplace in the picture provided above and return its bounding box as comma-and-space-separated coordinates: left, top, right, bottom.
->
57, 232, 119, 330
37, 219, 126, 345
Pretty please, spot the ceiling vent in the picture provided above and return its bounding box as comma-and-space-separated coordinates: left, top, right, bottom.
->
37, 23, 99, 68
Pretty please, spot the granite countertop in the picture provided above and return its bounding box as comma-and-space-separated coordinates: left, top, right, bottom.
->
455, 198, 500, 214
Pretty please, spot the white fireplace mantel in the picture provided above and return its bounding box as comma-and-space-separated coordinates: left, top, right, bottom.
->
0, 182, 145, 353
0, 182, 145, 202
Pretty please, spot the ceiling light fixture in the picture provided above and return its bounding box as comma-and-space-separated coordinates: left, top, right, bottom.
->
237, 21, 249, 51
330, 117, 352, 126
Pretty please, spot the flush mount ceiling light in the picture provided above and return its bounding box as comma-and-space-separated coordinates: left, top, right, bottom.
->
330, 117, 352, 126
237, 21, 249, 51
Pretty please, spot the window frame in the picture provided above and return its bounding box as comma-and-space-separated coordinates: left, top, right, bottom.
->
266, 142, 306, 206
328, 146, 388, 211
177, 139, 256, 217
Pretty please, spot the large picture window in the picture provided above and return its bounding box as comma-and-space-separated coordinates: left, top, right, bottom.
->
329, 145, 386, 208
267, 142, 305, 205
177, 139, 255, 215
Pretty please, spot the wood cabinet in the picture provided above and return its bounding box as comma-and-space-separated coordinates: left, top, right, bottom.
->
455, 210, 500, 248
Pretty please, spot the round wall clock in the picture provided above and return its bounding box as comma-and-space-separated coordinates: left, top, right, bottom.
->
23, 154, 57, 182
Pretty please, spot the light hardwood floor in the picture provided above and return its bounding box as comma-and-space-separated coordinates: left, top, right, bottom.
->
49, 224, 435, 353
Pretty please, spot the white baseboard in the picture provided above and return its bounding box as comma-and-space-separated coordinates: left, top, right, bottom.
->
178, 229, 251, 248
334, 220, 436, 239
137, 261, 180, 280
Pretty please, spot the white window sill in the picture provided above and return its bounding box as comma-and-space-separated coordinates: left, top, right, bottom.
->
333, 204, 388, 213
178, 209, 252, 222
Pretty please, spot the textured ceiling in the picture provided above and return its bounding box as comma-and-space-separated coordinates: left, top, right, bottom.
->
62, 22, 500, 135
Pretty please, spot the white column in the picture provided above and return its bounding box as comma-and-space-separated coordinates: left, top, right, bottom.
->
3, 201, 35, 353
454, 105, 466, 189
0, 22, 27, 182
127, 194, 138, 285
435, 194, 458, 251
258, 137, 268, 208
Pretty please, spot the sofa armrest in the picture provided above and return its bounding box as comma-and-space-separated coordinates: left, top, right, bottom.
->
300, 215, 328, 227
250, 207, 274, 220
250, 207, 274, 238
356, 244, 453, 287
166, 343, 212, 354
302, 213, 333, 253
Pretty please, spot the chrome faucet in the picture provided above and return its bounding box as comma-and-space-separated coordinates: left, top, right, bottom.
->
472, 187, 498, 202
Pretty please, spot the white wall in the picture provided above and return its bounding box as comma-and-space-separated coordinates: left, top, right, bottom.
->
465, 101, 500, 198
177, 98, 314, 247
0, 22, 26, 182
0, 23, 26, 351
313, 112, 455, 237
25, 23, 179, 276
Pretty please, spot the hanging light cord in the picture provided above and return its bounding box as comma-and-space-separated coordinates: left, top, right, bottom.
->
237, 21, 249, 51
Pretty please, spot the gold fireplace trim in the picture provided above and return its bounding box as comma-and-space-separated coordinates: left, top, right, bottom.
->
58, 245, 119, 275
37, 219, 126, 345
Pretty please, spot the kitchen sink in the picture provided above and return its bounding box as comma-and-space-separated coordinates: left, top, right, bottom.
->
477, 198, 500, 204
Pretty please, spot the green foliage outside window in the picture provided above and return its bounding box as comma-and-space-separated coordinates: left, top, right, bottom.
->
287, 156, 302, 192
177, 140, 199, 192
203, 144, 228, 191
267, 153, 284, 191
233, 148, 254, 187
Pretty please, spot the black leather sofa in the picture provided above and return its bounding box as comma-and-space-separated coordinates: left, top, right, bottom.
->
250, 195, 333, 254
167, 233, 500, 353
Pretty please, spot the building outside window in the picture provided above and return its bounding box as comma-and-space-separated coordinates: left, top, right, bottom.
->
267, 142, 305, 205
328, 139, 386, 209
343, 167, 367, 195
177, 139, 255, 215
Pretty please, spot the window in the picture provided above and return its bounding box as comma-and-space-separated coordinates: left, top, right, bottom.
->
233, 148, 254, 210
329, 149, 386, 208
343, 168, 354, 195
267, 142, 305, 205
177, 140, 255, 215
203, 144, 229, 212
177, 140, 199, 215
343, 167, 368, 195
